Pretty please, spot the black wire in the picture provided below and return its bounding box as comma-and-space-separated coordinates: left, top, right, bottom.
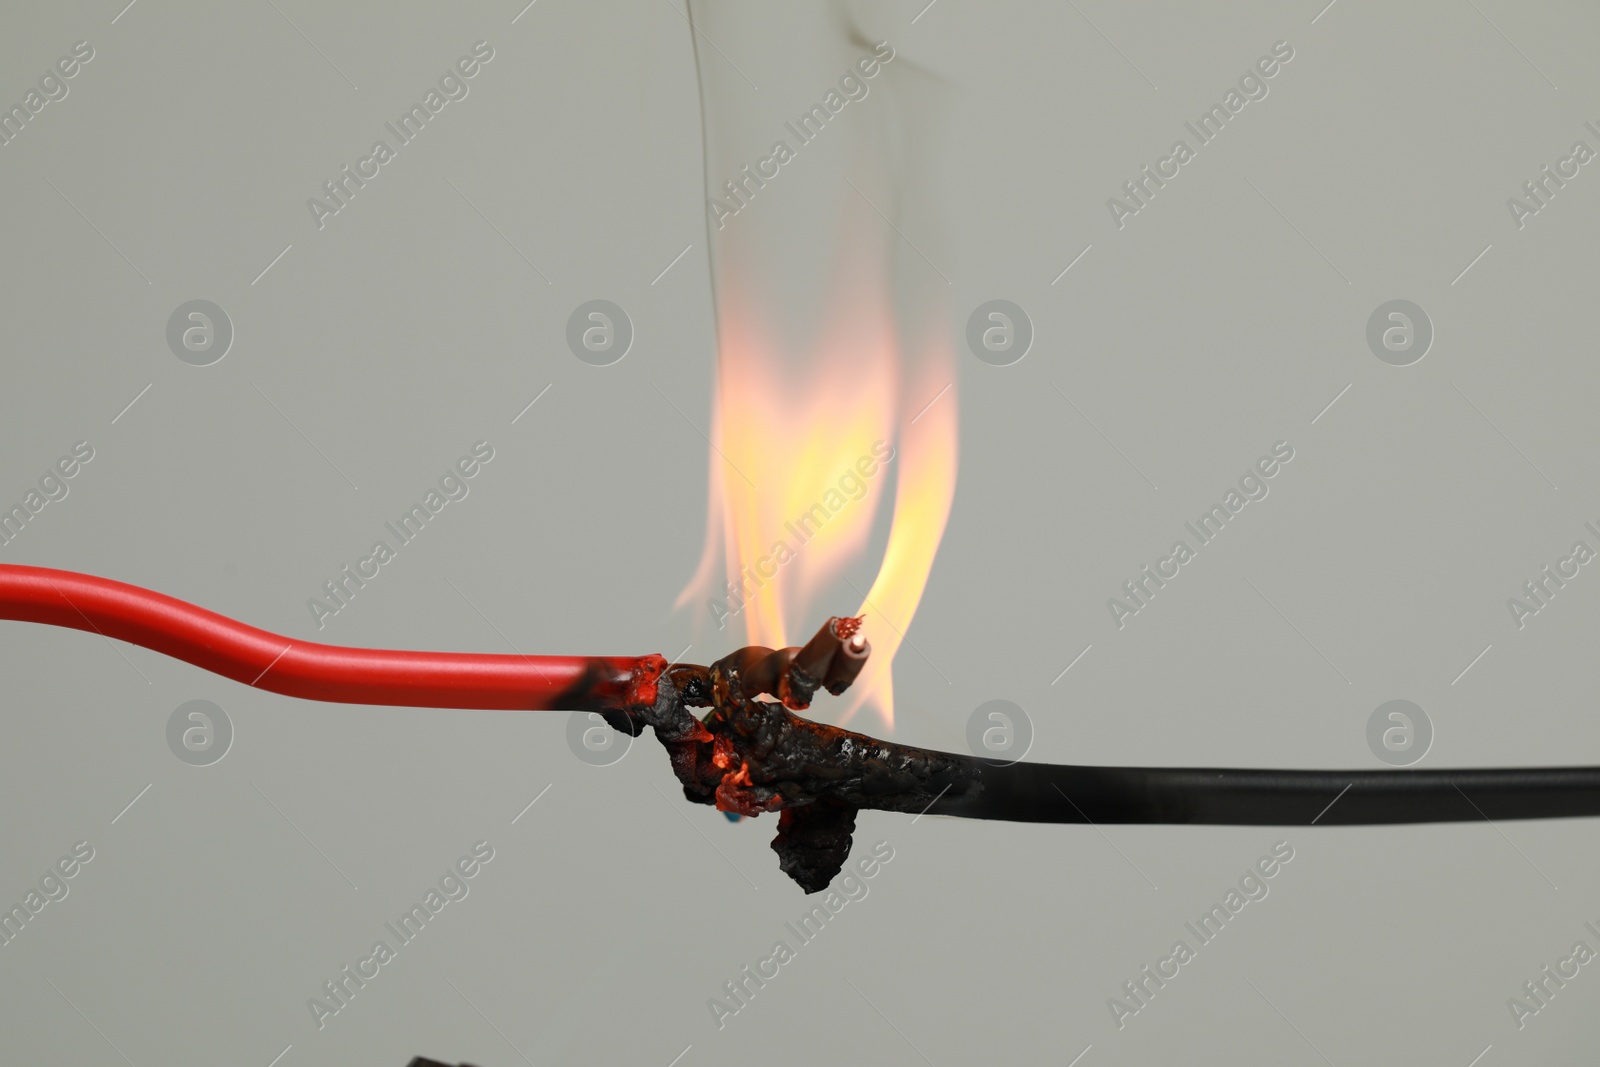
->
929, 762, 1600, 825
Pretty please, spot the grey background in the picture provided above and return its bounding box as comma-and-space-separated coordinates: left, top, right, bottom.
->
1, 0, 1598, 1063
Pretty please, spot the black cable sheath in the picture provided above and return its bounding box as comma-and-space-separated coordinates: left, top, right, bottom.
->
929, 762, 1600, 825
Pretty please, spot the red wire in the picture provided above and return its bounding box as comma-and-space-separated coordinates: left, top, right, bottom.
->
0, 565, 664, 711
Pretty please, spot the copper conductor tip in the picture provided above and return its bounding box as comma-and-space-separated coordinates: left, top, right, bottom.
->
823, 627, 870, 694
832, 615, 864, 641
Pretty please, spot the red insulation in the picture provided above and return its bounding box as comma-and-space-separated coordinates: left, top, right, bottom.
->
0, 565, 664, 711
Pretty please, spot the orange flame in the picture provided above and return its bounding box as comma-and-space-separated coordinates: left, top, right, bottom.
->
678, 237, 957, 731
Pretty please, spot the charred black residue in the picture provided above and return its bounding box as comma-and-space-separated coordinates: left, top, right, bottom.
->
613, 617, 981, 892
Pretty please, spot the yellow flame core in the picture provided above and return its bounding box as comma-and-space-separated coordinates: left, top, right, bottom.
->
844, 341, 958, 728
678, 274, 957, 731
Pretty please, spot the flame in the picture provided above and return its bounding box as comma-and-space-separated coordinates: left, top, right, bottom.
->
845, 333, 958, 728
678, 233, 957, 731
